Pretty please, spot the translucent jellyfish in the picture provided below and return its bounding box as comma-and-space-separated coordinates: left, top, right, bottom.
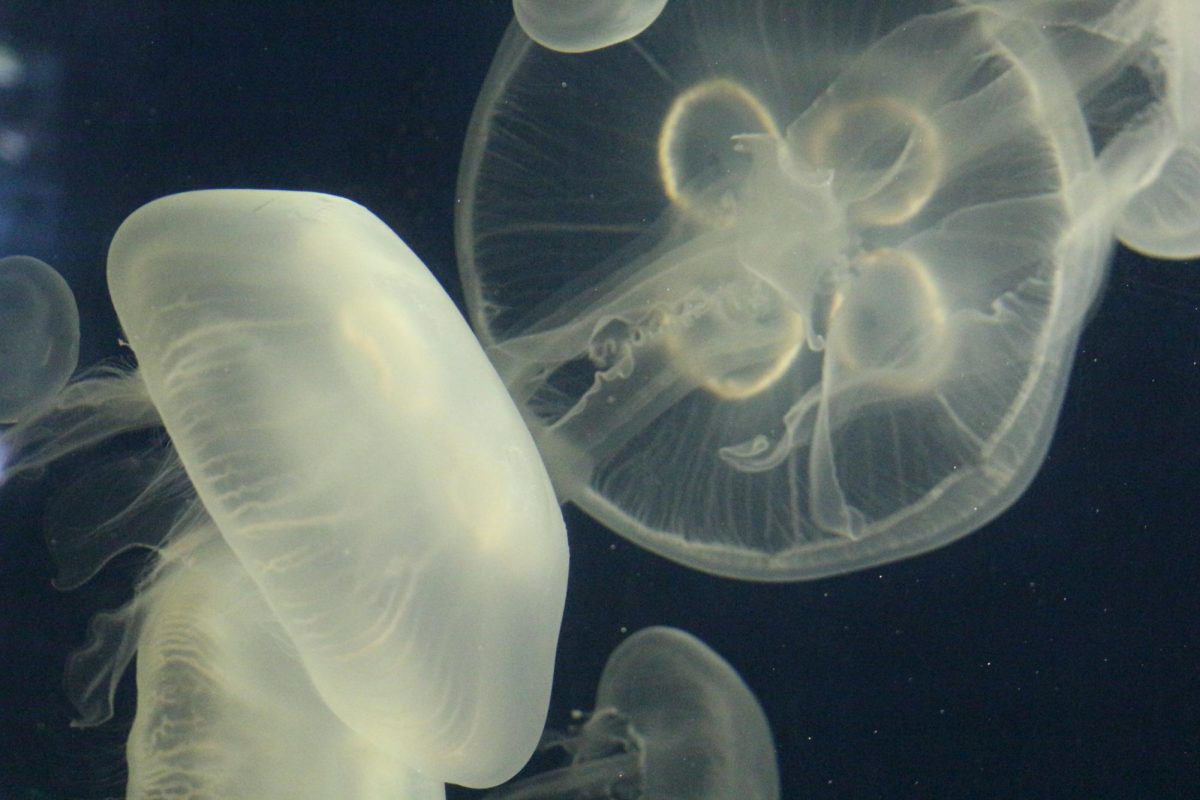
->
964, 0, 1200, 259
69, 524, 445, 800
0, 255, 79, 424
1, 189, 569, 792
512, 0, 669, 53
457, 0, 1113, 580
487, 626, 779, 800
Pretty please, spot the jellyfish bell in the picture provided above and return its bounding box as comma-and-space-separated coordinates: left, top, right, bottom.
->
512, 0, 669, 53
103, 189, 568, 787
486, 626, 779, 800
588, 626, 778, 800
1, 189, 569, 793
457, 0, 1112, 580
0, 254, 80, 424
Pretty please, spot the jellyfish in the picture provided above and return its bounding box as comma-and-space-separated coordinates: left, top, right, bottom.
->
512, 0, 670, 53
0, 255, 79, 425
66, 523, 446, 800
963, 0, 1200, 260
456, 0, 1120, 580
1, 189, 569, 793
487, 626, 779, 800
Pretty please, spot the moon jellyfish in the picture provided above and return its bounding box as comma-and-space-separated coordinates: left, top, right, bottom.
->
456, 0, 1112, 580
0, 255, 79, 424
512, 0, 669, 53
965, 0, 1200, 259
68, 524, 446, 800
1, 189, 569, 793
487, 626, 779, 800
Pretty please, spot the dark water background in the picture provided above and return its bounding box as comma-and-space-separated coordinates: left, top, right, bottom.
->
0, 2, 1197, 798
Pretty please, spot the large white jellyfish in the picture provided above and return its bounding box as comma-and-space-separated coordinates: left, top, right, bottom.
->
456, 0, 1118, 580
487, 626, 779, 800
0, 255, 79, 424
1, 190, 569, 795
512, 0, 670, 53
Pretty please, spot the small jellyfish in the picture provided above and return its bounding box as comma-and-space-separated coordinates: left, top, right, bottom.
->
0, 255, 79, 424
456, 0, 1112, 580
487, 626, 779, 800
512, 0, 669, 53
1, 190, 569, 793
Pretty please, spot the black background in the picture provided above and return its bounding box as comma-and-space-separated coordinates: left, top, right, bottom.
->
0, 2, 1197, 799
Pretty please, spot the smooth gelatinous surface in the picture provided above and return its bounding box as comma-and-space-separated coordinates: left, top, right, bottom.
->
0, 255, 79, 423
457, 0, 1113, 580
513, 0, 669, 53
107, 189, 569, 787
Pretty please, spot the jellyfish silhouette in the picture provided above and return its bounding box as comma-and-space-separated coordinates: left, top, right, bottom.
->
0, 255, 79, 424
1, 190, 569, 794
487, 626, 779, 800
512, 0, 670, 53
456, 0, 1130, 580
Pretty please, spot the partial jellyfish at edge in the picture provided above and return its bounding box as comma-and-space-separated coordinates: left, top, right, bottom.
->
963, 0, 1200, 260
513, 0, 670, 53
0, 254, 79, 425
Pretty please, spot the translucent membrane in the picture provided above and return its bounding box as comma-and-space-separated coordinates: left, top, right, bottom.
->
457, 0, 1109, 580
